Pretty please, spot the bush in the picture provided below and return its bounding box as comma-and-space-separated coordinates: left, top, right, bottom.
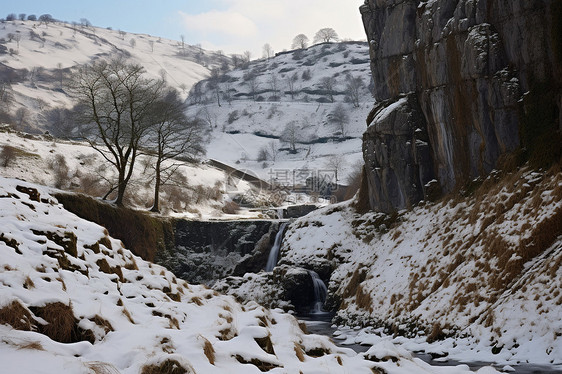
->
222, 201, 240, 214
227, 110, 239, 124
48, 154, 69, 189
1, 145, 17, 167
257, 146, 270, 161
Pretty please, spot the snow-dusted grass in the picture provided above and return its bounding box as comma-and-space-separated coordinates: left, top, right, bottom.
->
0, 177, 500, 373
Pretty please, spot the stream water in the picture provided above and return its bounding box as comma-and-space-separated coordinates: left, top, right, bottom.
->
298, 317, 562, 374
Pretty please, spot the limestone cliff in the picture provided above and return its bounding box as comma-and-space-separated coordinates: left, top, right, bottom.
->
360, 0, 562, 212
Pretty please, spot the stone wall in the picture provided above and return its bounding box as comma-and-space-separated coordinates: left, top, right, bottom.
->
360, 0, 561, 212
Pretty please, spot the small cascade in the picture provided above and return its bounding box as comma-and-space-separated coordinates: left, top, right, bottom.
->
308, 270, 328, 314
265, 222, 288, 272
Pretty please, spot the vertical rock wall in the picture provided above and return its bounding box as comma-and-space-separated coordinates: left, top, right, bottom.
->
360, 0, 561, 212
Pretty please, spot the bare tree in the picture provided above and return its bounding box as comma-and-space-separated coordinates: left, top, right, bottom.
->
1, 145, 17, 167
38, 14, 55, 26
196, 106, 217, 129
69, 58, 164, 206
180, 35, 186, 55
14, 107, 29, 130
43, 107, 74, 138
129, 38, 136, 49
268, 72, 279, 100
286, 72, 298, 100
243, 71, 260, 101
208, 68, 222, 107
292, 34, 309, 49
13, 34, 21, 52
324, 154, 347, 185
268, 141, 278, 162
148, 40, 155, 52
27, 15, 37, 21
80, 18, 91, 27
18, 14, 26, 21
146, 89, 206, 212
280, 121, 299, 153
344, 74, 364, 108
243, 50, 252, 64
320, 76, 337, 103
313, 28, 339, 44
118, 29, 126, 39
188, 82, 205, 105
263, 43, 274, 59
328, 103, 350, 137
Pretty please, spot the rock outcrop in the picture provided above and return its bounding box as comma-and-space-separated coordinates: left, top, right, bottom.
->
157, 220, 281, 284
360, 0, 562, 212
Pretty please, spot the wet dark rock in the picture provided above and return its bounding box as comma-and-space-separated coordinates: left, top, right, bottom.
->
360, 0, 562, 212
157, 220, 280, 284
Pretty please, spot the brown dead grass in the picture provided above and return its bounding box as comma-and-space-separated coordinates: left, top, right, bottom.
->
294, 343, 305, 362
140, 359, 191, 374
85, 361, 121, 374
0, 300, 34, 331
32, 302, 79, 343
122, 307, 135, 324
201, 336, 215, 365
17, 340, 44, 351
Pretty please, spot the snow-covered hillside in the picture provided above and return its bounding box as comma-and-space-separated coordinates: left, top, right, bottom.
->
0, 126, 264, 218
186, 42, 373, 188
0, 177, 502, 374
0, 19, 223, 132
219, 165, 562, 369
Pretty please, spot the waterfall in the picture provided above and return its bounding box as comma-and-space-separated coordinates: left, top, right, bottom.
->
308, 270, 328, 314
265, 222, 288, 272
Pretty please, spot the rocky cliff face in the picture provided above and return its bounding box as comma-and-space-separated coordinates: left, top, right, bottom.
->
360, 0, 562, 212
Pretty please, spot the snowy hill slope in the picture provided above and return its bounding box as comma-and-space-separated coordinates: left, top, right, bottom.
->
219, 165, 562, 367
186, 42, 373, 187
0, 126, 264, 218
0, 19, 223, 133
0, 177, 502, 374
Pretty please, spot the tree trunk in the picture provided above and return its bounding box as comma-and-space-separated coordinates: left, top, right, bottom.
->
115, 170, 127, 206
151, 159, 161, 212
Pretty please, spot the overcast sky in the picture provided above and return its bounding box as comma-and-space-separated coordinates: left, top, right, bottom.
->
7, 0, 366, 57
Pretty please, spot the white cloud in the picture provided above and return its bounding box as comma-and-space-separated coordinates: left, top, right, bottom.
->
179, 0, 366, 56
179, 10, 258, 38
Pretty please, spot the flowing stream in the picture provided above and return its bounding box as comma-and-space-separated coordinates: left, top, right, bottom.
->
265, 222, 288, 272
298, 318, 561, 373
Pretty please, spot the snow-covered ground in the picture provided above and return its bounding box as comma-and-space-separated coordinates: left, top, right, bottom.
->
0, 126, 265, 219
0, 176, 501, 373
186, 41, 373, 187
0, 19, 220, 133
221, 166, 562, 370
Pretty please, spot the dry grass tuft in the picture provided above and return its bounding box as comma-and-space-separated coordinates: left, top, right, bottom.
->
32, 302, 79, 343
92, 314, 114, 335
0, 300, 35, 331
201, 336, 215, 365
23, 275, 35, 289
140, 359, 191, 374
122, 307, 135, 324
294, 343, 305, 362
17, 340, 44, 351
255, 335, 275, 355
190, 297, 203, 306
85, 361, 121, 374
